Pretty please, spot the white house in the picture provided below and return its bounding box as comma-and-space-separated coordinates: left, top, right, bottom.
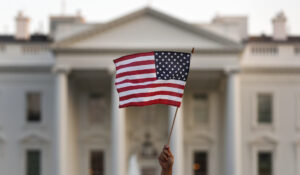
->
0, 8, 299, 175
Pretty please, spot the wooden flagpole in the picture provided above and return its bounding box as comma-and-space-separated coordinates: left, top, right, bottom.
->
167, 48, 195, 145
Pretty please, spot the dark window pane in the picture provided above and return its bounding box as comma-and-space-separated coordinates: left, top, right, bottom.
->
27, 92, 41, 122
26, 150, 41, 175
258, 152, 272, 175
90, 150, 104, 175
193, 151, 208, 175
258, 94, 272, 123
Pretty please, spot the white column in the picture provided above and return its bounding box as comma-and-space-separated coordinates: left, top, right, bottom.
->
297, 143, 300, 175
55, 70, 69, 175
111, 76, 126, 175
224, 71, 241, 175
169, 106, 183, 175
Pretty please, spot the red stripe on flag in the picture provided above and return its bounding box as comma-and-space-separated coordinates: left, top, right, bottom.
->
116, 69, 156, 78
114, 52, 154, 63
119, 91, 183, 101
118, 83, 185, 92
116, 60, 155, 70
119, 99, 181, 108
115, 78, 157, 85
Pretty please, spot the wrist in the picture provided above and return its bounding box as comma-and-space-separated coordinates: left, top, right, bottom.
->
162, 166, 173, 175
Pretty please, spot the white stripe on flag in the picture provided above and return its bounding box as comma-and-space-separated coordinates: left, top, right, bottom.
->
115, 55, 154, 67
115, 73, 156, 83
117, 64, 155, 74
119, 87, 184, 97
116, 79, 186, 89
119, 95, 182, 105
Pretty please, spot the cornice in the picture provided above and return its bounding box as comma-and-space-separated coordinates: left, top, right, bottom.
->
241, 67, 300, 74
0, 66, 52, 73
249, 134, 278, 146
52, 7, 242, 50
52, 47, 242, 54
19, 131, 51, 144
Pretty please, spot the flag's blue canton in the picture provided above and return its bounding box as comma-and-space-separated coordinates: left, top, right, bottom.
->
154, 51, 191, 81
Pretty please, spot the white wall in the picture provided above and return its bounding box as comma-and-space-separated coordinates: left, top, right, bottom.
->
241, 73, 300, 175
0, 72, 55, 175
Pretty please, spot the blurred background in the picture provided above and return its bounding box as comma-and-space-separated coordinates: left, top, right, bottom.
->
0, 0, 300, 175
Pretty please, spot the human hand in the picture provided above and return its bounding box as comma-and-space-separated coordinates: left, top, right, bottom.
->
158, 145, 174, 175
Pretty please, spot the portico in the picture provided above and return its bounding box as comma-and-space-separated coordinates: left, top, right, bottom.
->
52, 7, 242, 175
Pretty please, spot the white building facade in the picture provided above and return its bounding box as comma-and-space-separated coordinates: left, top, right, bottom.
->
0, 8, 299, 175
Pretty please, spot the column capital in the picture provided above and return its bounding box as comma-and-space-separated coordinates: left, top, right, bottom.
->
52, 65, 71, 74
224, 66, 241, 75
107, 66, 116, 76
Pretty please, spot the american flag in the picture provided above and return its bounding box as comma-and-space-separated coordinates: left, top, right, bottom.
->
113, 51, 191, 108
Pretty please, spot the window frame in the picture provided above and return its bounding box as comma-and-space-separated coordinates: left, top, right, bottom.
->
250, 143, 276, 175
82, 139, 110, 175
193, 151, 209, 175
192, 93, 210, 125
90, 150, 105, 175
87, 92, 107, 125
186, 142, 216, 175
257, 93, 273, 124
189, 92, 213, 131
25, 91, 43, 124
257, 151, 272, 175
26, 149, 41, 175
20, 143, 49, 175
252, 91, 276, 130
81, 92, 109, 132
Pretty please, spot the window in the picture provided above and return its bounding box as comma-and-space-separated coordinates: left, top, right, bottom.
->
26, 92, 41, 122
90, 150, 104, 175
193, 151, 208, 175
88, 93, 106, 124
193, 94, 209, 124
257, 94, 272, 124
26, 150, 41, 175
258, 152, 272, 175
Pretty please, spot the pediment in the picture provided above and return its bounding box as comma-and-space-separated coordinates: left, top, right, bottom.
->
53, 8, 241, 51
80, 132, 109, 143
249, 134, 278, 146
185, 132, 214, 144
19, 132, 50, 144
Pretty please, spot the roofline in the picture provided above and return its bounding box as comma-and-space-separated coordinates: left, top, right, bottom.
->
53, 7, 242, 50
0, 34, 53, 43
52, 47, 243, 54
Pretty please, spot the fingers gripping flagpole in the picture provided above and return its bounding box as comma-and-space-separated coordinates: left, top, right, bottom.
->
167, 48, 195, 146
